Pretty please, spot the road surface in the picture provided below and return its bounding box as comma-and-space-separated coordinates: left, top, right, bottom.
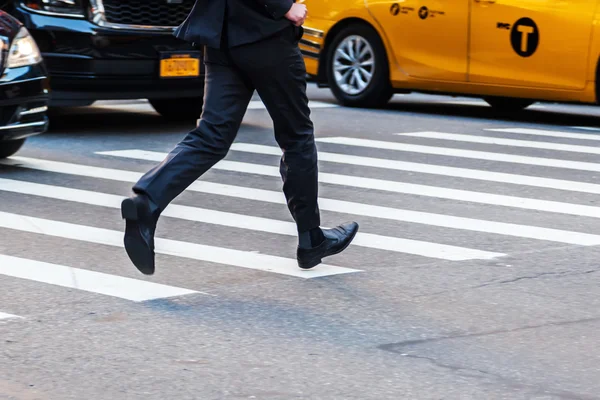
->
1, 86, 600, 399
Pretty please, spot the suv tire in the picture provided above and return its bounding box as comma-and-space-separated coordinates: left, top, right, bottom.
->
0, 139, 25, 159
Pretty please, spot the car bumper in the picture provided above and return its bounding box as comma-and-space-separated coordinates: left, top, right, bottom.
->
47, 73, 205, 106
13, 8, 205, 106
0, 64, 50, 141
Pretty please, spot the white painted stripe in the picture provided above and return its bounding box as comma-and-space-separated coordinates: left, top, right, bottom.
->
5, 156, 600, 246
0, 178, 502, 261
488, 128, 600, 141
247, 100, 338, 109
316, 137, 600, 173
0, 211, 359, 278
2, 156, 149, 182
0, 254, 201, 302
350, 234, 502, 260
93, 100, 339, 113
232, 143, 600, 195
91, 103, 156, 114
0, 312, 23, 320
220, 145, 600, 219
572, 126, 600, 132
400, 131, 600, 155
446, 100, 489, 106
446, 101, 545, 108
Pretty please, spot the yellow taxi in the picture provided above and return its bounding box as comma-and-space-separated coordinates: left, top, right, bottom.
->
299, 0, 600, 111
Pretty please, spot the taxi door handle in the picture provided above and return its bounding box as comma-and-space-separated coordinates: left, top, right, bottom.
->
474, 0, 496, 3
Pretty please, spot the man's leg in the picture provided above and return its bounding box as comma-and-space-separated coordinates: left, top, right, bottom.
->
230, 27, 359, 269
133, 50, 253, 210
122, 46, 254, 275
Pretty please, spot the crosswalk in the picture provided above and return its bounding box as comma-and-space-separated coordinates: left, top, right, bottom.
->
1, 125, 599, 321
96, 148, 600, 219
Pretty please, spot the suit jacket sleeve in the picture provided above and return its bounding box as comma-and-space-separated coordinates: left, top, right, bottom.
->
256, 0, 295, 19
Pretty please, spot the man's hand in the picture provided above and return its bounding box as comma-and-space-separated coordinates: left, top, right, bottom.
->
285, 2, 307, 26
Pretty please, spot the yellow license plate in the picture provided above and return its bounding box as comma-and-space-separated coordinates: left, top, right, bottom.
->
160, 56, 200, 78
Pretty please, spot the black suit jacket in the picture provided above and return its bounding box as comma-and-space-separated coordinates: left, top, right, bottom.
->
174, 0, 297, 49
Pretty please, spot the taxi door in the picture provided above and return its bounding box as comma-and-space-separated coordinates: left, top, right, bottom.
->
469, 0, 597, 89
366, 0, 469, 81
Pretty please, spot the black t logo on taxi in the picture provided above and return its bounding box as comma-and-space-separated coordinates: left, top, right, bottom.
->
390, 3, 400, 15
418, 6, 429, 19
510, 17, 539, 57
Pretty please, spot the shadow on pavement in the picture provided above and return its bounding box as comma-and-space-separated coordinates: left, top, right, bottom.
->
44, 98, 600, 137
382, 100, 600, 129
46, 106, 195, 135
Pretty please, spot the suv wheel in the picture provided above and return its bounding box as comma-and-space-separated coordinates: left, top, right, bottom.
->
326, 24, 393, 108
0, 139, 25, 159
149, 97, 204, 121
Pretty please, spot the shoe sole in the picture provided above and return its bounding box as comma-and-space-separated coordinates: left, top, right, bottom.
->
298, 225, 359, 270
121, 198, 155, 275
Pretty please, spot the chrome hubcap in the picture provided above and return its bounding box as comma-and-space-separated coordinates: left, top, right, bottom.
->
333, 35, 375, 95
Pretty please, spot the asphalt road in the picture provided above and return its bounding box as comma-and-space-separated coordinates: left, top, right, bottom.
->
1, 85, 600, 400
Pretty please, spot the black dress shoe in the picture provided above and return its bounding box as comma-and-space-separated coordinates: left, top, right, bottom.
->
297, 222, 359, 269
121, 194, 158, 275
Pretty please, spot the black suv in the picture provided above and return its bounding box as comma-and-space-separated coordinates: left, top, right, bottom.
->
3, 0, 205, 120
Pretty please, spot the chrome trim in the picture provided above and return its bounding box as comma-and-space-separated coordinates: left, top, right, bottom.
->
20, 106, 48, 116
299, 38, 321, 50
41, 53, 93, 60
303, 27, 324, 38
19, 2, 85, 18
0, 76, 47, 85
300, 49, 320, 60
88, 0, 179, 31
0, 121, 46, 131
95, 21, 177, 32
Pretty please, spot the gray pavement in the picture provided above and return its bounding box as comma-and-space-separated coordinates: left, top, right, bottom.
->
1, 85, 600, 399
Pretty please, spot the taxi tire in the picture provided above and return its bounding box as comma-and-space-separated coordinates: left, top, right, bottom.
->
326, 24, 393, 108
0, 139, 25, 159
149, 97, 204, 121
484, 96, 534, 112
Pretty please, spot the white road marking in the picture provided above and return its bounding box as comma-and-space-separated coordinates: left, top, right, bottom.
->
226, 142, 600, 194
247, 100, 338, 109
316, 137, 600, 173
400, 131, 600, 155
91, 103, 157, 114
5, 156, 600, 246
0, 312, 23, 320
445, 101, 545, 108
0, 178, 502, 261
487, 128, 600, 141
446, 100, 490, 106
0, 254, 201, 302
571, 126, 600, 132
0, 211, 360, 279
92, 100, 338, 113
220, 145, 600, 219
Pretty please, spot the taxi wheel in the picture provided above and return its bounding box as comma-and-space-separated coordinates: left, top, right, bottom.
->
326, 24, 393, 108
0, 139, 25, 159
484, 97, 534, 112
149, 97, 204, 121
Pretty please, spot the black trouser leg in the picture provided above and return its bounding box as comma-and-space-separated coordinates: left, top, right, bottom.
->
230, 27, 320, 233
132, 47, 254, 211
